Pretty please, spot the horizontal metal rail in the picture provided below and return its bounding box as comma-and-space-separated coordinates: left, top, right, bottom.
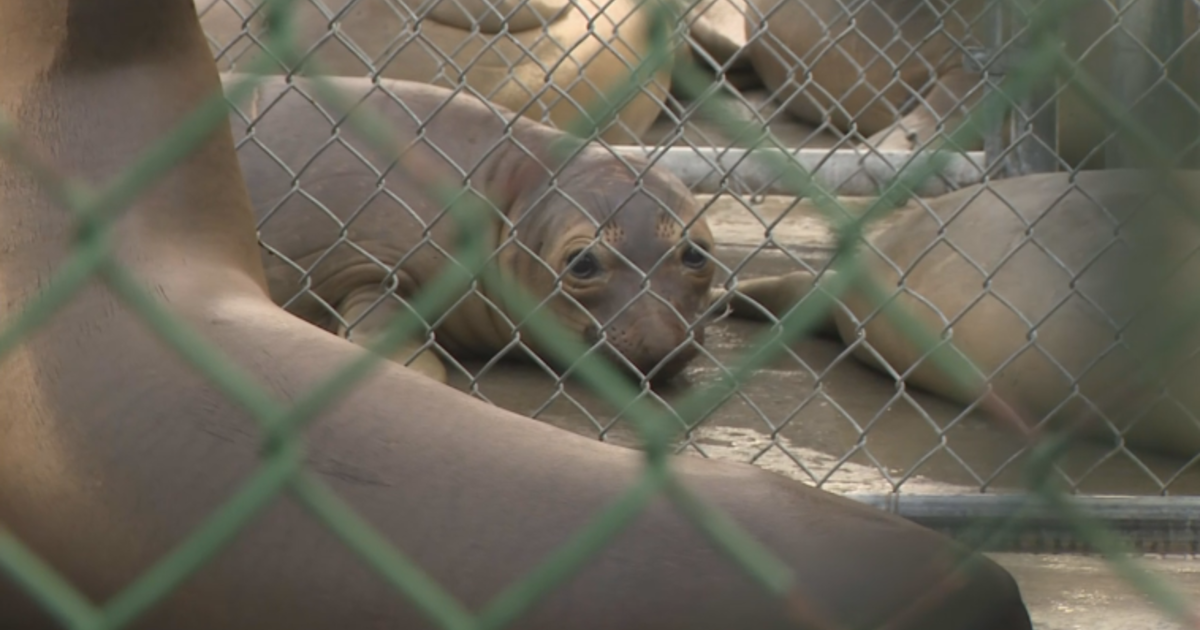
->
609, 146, 990, 197
850, 493, 1200, 555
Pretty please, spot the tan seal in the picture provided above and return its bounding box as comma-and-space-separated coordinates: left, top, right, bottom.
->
742, 0, 984, 149
742, 0, 1200, 167
196, 0, 677, 143
0, 2, 1034, 629
724, 171, 1200, 459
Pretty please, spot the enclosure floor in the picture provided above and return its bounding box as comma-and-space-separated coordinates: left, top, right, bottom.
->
991, 553, 1200, 630
439, 193, 1200, 628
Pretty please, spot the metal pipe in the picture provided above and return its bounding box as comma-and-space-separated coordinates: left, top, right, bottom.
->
610, 146, 989, 197
980, 0, 1010, 175
1106, 0, 1160, 167
977, 0, 1060, 176
1011, 0, 1061, 174
1106, 0, 1194, 168
848, 493, 1200, 554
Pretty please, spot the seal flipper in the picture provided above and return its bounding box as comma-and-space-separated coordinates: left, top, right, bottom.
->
337, 283, 450, 383
719, 270, 843, 339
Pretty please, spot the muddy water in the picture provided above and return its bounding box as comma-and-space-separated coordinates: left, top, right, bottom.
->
439, 194, 1200, 497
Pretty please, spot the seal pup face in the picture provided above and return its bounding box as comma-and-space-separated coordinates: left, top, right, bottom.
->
499, 155, 716, 383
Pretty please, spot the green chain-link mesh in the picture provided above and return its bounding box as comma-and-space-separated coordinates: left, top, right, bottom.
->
0, 0, 1197, 628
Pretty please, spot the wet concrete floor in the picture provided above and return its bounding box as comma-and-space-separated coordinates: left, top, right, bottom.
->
430, 192, 1200, 629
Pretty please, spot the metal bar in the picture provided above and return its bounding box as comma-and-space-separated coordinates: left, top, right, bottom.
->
981, 0, 1011, 176
609, 146, 989, 197
985, 0, 1060, 175
849, 493, 1200, 554
1105, 0, 1196, 168
1012, 37, 1061, 173
1010, 0, 1060, 174
1159, 0, 1200, 168
1106, 0, 1161, 167
976, 0, 1061, 177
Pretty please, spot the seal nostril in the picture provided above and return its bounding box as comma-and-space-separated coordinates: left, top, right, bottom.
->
583, 323, 600, 345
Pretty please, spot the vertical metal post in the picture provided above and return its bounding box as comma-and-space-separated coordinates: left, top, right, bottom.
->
980, 0, 1009, 174
979, 0, 1060, 177
1106, 0, 1196, 169
1010, 1, 1061, 173
1106, 0, 1161, 167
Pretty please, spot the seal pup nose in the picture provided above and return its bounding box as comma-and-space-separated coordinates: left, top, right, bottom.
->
596, 309, 699, 382
639, 322, 702, 382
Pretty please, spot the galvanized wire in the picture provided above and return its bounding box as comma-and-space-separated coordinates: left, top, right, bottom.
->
1, 0, 1199, 629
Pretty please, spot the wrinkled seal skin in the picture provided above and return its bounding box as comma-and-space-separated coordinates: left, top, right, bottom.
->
0, 1, 1033, 629
743, 0, 1200, 165
724, 171, 1200, 459
227, 75, 716, 383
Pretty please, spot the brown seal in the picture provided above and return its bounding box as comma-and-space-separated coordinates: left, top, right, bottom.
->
742, 0, 984, 149
195, 0, 676, 144
724, 171, 1200, 459
0, 2, 1033, 629
227, 74, 716, 383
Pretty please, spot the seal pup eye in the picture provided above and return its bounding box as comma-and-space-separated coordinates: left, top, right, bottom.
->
681, 244, 708, 269
565, 250, 602, 279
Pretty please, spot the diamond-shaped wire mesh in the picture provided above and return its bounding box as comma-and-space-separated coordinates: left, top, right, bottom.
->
3, 0, 1200, 629
191, 0, 1200, 512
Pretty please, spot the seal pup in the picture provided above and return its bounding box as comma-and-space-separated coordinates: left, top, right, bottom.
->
227, 76, 717, 383
0, 1, 1034, 629
723, 171, 1200, 459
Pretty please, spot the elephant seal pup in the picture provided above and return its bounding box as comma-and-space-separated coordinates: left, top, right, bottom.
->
226, 75, 716, 383
195, 0, 676, 144
724, 171, 1200, 459
0, 2, 1040, 630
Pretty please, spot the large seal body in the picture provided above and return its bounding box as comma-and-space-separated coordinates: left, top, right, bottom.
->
229, 75, 715, 382
743, 0, 1200, 167
743, 0, 982, 145
728, 171, 1200, 458
0, 2, 1037, 630
196, 0, 675, 144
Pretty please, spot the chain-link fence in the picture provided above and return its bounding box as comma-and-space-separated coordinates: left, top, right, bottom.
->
3, 0, 1200, 627
193, 0, 1200, 521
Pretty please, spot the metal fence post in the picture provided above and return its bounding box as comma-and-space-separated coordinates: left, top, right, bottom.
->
978, 0, 1060, 177
1106, 0, 1199, 169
